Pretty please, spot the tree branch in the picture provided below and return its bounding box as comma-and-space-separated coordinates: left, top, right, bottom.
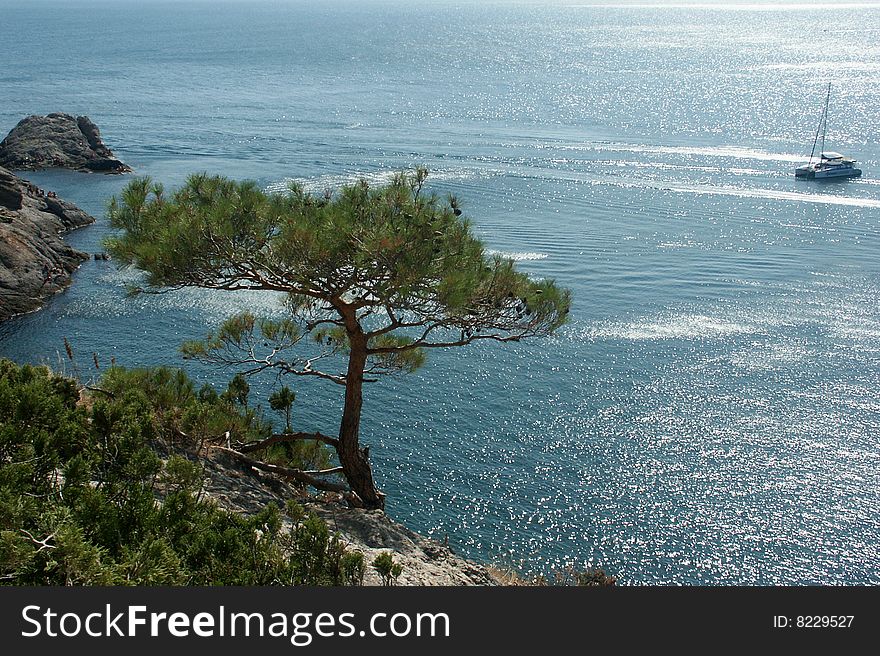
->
210, 446, 348, 493
84, 386, 115, 398
367, 330, 526, 354
280, 356, 348, 385
301, 466, 345, 476
237, 432, 340, 453
19, 529, 56, 552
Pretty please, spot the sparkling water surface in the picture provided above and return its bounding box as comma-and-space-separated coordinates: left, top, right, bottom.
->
1, 0, 878, 584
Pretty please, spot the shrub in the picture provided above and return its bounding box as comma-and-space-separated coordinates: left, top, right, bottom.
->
372, 551, 403, 586
0, 360, 357, 586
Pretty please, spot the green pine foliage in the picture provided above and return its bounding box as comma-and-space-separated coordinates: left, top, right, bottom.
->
0, 360, 360, 586
105, 168, 572, 509
372, 551, 403, 586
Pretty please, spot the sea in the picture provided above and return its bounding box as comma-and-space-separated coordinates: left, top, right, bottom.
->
1, 0, 878, 585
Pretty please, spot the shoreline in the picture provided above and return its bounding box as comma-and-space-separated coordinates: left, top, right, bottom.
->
0, 166, 95, 322
194, 440, 498, 586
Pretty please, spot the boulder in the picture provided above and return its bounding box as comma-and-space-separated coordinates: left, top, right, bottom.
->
0, 113, 131, 173
0, 166, 94, 321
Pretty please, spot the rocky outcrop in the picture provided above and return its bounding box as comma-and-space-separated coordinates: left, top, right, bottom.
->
0, 166, 94, 320
303, 501, 495, 586
199, 446, 495, 586
0, 114, 131, 173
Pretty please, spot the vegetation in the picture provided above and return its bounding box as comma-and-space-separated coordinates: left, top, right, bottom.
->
106, 168, 571, 508
486, 563, 617, 587
0, 360, 362, 585
569, 567, 617, 587
269, 385, 296, 433
372, 551, 404, 586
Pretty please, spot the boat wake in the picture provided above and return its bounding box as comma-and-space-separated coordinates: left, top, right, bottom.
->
667, 184, 880, 208
265, 167, 481, 195
544, 141, 805, 164
485, 249, 549, 262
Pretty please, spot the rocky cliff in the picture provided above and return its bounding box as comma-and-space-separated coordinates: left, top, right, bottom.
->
0, 114, 131, 173
200, 446, 495, 586
0, 166, 94, 321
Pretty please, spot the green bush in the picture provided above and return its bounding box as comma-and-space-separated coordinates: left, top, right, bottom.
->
372, 551, 403, 586
0, 360, 358, 586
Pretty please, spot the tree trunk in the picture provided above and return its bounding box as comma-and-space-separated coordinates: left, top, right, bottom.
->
337, 335, 384, 509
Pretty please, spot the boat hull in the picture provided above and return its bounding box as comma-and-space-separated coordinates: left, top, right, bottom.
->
795, 166, 862, 180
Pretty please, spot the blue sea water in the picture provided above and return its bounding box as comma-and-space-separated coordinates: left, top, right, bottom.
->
1, 0, 879, 584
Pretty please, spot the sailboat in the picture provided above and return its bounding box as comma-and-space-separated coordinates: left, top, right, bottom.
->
795, 83, 862, 180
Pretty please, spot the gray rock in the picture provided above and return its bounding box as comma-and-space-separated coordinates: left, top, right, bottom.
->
194, 446, 496, 586
0, 166, 94, 321
0, 113, 131, 173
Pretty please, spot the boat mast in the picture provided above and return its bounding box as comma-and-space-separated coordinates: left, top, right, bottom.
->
818, 82, 831, 159
808, 82, 831, 164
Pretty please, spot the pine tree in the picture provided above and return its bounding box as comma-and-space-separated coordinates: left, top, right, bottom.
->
268, 386, 296, 433
106, 168, 571, 508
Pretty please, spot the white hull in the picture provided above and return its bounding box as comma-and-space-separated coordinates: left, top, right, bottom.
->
814, 167, 862, 179
795, 163, 862, 180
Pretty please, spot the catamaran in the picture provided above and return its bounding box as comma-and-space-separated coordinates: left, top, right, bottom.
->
795, 83, 862, 180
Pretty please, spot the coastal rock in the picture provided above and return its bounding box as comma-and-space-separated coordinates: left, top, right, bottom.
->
0, 166, 94, 321
303, 502, 496, 586
199, 446, 495, 586
0, 113, 131, 173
